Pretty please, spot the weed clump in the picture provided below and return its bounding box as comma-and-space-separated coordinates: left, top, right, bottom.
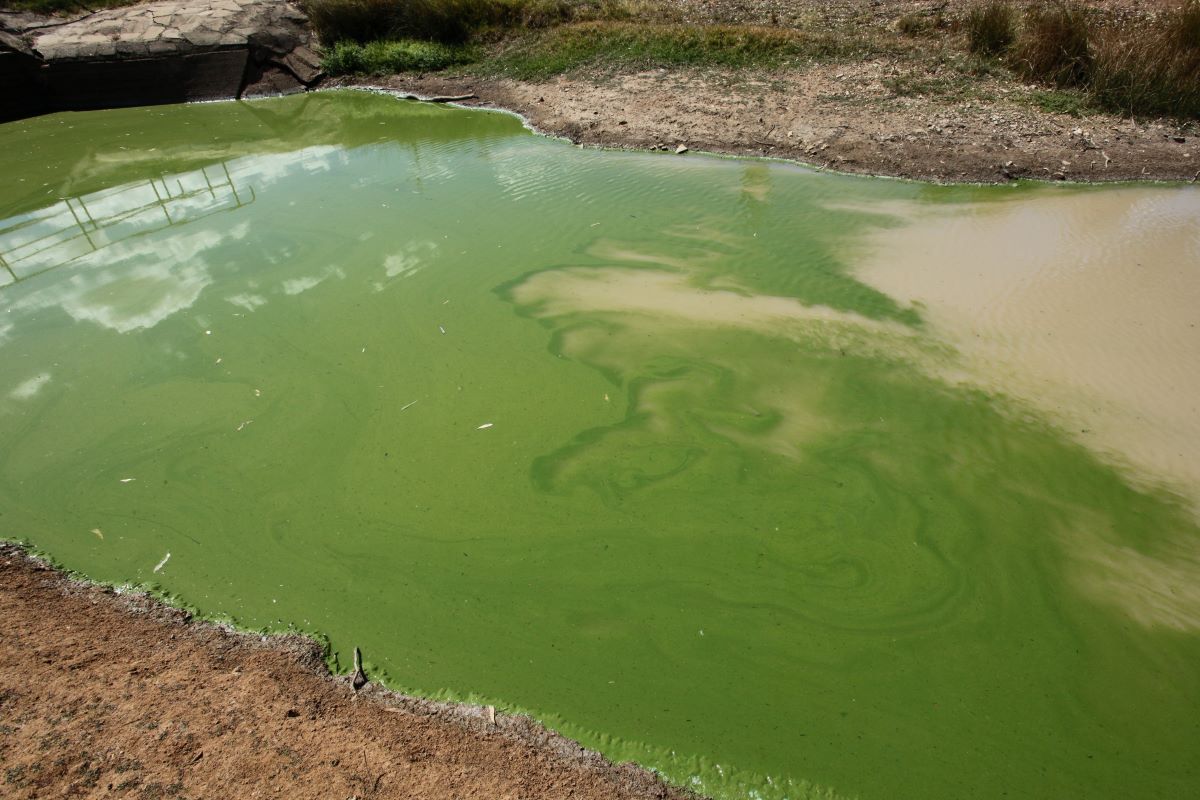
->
897, 13, 931, 37
1012, 3, 1092, 87
1089, 1, 1200, 117
487, 21, 873, 81
966, 0, 1015, 56
1005, 1, 1200, 117
305, 0, 577, 45
321, 39, 474, 74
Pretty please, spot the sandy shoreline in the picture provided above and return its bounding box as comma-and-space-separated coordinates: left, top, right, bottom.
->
0, 543, 694, 800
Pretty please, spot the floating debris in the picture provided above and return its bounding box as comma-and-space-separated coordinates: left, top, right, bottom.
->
119, 477, 136, 483
352, 646, 367, 690
153, 552, 171, 573
400, 399, 419, 412
477, 422, 494, 430
90, 528, 103, 540
438, 325, 447, 335
254, 389, 261, 397
236, 420, 253, 432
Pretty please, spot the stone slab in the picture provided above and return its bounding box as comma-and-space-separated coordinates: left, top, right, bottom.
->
7, 0, 316, 120
241, 63, 304, 98
280, 43, 321, 84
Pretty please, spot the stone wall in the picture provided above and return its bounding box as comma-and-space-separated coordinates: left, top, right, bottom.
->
0, 0, 323, 121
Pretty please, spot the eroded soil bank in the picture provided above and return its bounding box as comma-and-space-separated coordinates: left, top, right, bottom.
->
340, 68, 1199, 184
0, 545, 692, 800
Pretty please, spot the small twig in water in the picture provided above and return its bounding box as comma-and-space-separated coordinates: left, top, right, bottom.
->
351, 646, 367, 690
402, 93, 477, 104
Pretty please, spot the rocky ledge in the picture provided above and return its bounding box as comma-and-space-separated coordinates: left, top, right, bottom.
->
0, 0, 322, 121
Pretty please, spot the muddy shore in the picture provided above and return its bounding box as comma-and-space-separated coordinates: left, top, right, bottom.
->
338, 68, 1199, 184
0, 544, 693, 800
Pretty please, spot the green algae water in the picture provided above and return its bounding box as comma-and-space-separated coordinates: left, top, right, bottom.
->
2, 91, 1199, 799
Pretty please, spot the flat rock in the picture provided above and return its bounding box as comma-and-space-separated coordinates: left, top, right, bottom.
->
1, 28, 38, 58
31, 0, 311, 61
9, 0, 315, 117
241, 63, 304, 97
280, 43, 321, 84
181, 29, 225, 48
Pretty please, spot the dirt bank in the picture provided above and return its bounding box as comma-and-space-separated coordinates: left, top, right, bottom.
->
0, 544, 693, 800
339, 65, 1199, 184
322, 0, 1199, 184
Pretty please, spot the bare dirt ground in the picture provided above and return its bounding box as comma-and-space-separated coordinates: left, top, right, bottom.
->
0, 545, 692, 800
344, 0, 1200, 183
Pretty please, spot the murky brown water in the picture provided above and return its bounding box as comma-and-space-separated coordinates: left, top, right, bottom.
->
856, 187, 1200, 508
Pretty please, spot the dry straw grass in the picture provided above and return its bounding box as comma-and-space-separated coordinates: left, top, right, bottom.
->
1012, 3, 1092, 87
305, 0, 580, 44
966, 0, 1015, 56
964, 0, 1199, 118
1089, 1, 1200, 117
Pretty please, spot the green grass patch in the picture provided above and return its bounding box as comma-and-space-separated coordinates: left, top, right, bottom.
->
882, 73, 957, 98
482, 21, 878, 81
321, 39, 476, 75
1027, 87, 1097, 117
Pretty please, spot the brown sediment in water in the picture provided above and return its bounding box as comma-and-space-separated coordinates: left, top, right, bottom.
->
0, 543, 695, 800
512, 263, 908, 335
852, 186, 1200, 506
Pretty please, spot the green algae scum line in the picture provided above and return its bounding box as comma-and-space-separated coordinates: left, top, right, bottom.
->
2, 91, 1199, 799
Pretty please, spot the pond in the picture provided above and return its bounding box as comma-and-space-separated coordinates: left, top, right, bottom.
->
1, 90, 1198, 800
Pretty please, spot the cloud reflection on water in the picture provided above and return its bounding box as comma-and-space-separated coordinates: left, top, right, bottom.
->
0, 145, 358, 337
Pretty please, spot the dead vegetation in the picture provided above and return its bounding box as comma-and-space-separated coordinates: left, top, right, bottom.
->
308, 0, 1200, 121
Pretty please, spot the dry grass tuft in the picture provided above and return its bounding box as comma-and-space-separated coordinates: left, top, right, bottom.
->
305, 0, 579, 45
1012, 3, 1092, 87
966, 0, 1015, 56
1089, 1, 1200, 117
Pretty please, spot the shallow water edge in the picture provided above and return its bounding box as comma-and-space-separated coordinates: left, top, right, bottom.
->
0, 540, 700, 800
